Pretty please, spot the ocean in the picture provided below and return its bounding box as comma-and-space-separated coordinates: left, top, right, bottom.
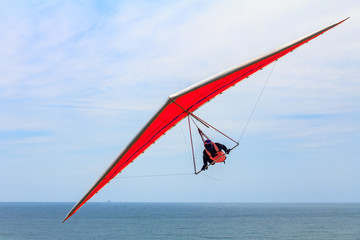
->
0, 203, 359, 239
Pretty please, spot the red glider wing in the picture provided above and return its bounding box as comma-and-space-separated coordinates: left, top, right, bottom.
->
63, 18, 348, 222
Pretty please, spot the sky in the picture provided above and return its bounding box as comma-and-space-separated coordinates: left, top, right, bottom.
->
0, 0, 359, 204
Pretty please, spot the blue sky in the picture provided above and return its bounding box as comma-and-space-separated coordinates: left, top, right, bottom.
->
0, 0, 359, 204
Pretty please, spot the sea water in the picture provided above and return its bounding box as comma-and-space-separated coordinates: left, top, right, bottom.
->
0, 203, 359, 239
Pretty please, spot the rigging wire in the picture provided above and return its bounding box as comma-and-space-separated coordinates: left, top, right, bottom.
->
116, 173, 194, 179
200, 173, 222, 181
179, 118, 195, 166
238, 61, 277, 144
188, 115, 197, 174
115, 172, 222, 182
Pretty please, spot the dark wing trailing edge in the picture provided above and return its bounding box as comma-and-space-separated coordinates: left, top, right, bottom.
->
63, 17, 349, 222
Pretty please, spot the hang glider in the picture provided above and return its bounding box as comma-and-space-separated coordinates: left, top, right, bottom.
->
63, 18, 349, 222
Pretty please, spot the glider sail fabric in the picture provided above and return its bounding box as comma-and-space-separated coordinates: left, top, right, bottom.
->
63, 18, 348, 222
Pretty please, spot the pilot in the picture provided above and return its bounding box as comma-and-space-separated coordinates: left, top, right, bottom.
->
201, 140, 230, 171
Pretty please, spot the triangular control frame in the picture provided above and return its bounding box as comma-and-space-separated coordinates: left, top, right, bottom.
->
186, 113, 239, 174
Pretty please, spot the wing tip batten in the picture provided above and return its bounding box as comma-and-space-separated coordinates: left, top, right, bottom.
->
62, 210, 72, 223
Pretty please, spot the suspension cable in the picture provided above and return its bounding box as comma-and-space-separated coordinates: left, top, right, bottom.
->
238, 61, 277, 144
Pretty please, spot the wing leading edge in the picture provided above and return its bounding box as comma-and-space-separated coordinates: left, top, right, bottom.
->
63, 18, 349, 222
